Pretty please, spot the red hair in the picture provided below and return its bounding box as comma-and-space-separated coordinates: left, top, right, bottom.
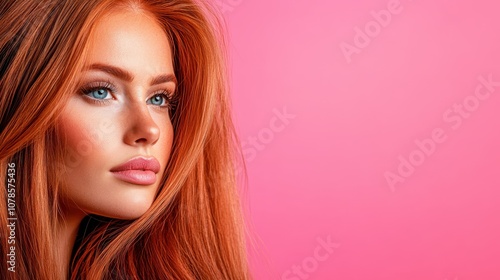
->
0, 0, 252, 279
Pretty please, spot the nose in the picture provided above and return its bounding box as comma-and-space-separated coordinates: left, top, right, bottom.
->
123, 103, 160, 146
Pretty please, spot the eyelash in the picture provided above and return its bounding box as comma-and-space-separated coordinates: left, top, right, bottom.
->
79, 81, 115, 105
79, 81, 178, 111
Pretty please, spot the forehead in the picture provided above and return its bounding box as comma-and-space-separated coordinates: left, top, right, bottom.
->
84, 9, 173, 74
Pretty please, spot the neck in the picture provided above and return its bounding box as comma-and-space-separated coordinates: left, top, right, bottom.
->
56, 210, 85, 279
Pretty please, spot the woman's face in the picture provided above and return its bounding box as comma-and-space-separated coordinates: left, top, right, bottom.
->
56, 9, 175, 219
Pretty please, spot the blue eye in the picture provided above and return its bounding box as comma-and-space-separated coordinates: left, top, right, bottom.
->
147, 93, 169, 106
87, 88, 111, 100
80, 81, 116, 105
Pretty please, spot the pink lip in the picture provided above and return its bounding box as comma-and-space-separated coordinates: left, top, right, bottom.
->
110, 156, 160, 185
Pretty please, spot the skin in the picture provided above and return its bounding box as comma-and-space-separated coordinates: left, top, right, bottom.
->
54, 8, 175, 278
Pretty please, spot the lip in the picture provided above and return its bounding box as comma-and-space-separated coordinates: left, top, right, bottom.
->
110, 156, 161, 185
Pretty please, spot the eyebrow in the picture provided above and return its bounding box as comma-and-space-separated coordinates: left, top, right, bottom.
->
85, 63, 177, 86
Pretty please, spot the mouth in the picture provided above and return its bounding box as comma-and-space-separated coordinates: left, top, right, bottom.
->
110, 156, 161, 185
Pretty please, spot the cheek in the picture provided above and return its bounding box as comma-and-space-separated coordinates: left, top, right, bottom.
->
57, 112, 116, 171
55, 104, 120, 212
56, 96, 123, 172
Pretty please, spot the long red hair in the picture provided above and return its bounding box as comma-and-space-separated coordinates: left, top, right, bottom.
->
0, 0, 252, 279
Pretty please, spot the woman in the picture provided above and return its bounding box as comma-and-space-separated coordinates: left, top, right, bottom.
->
0, 0, 251, 279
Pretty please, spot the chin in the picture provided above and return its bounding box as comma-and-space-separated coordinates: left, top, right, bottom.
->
117, 203, 153, 220
92, 196, 155, 220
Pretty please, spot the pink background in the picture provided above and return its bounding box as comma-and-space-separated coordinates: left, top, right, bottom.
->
222, 0, 500, 279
